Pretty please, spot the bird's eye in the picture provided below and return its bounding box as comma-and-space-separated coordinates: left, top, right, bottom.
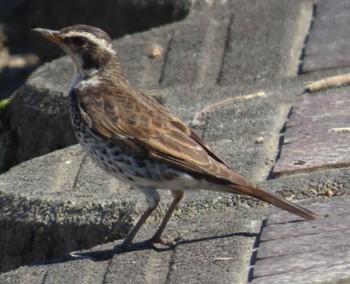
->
70, 37, 86, 46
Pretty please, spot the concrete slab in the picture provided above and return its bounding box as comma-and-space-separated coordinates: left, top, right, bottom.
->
0, 210, 261, 284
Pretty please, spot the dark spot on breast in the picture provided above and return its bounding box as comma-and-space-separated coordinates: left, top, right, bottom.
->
106, 142, 115, 148
114, 156, 124, 162
135, 159, 146, 168
135, 170, 146, 178
164, 171, 180, 180
111, 148, 120, 156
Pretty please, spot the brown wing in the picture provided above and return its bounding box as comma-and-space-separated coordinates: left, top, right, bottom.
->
75, 78, 250, 186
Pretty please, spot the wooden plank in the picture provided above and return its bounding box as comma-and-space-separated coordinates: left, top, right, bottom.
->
274, 90, 350, 176
252, 263, 350, 284
258, 230, 350, 259
251, 200, 350, 283
254, 246, 350, 278
302, 0, 350, 72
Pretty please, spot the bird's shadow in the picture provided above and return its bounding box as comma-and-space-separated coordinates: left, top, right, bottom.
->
32, 231, 257, 265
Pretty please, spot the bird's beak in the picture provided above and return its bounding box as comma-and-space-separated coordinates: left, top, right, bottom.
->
32, 28, 62, 44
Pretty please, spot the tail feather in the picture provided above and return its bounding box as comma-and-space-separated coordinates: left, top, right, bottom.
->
225, 184, 320, 220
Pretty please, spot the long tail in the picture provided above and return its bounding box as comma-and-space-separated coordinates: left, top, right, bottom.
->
224, 184, 320, 220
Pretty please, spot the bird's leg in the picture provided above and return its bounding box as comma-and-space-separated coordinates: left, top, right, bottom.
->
149, 190, 184, 246
118, 187, 160, 250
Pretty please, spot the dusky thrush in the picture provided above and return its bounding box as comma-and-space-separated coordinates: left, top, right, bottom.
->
33, 25, 319, 250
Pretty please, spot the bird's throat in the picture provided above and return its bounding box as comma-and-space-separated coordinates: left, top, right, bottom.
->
69, 68, 99, 92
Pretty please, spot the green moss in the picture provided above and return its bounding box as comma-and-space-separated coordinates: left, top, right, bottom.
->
0, 98, 10, 116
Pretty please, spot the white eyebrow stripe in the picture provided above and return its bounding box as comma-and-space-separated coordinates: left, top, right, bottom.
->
63, 31, 116, 54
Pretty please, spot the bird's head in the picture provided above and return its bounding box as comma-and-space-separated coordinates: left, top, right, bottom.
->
33, 25, 118, 73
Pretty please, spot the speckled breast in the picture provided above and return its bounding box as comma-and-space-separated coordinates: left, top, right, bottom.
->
67, 90, 186, 189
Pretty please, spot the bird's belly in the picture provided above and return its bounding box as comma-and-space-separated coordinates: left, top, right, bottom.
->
75, 127, 200, 190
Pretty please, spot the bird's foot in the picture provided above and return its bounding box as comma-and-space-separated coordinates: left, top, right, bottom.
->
70, 249, 117, 261
145, 235, 179, 249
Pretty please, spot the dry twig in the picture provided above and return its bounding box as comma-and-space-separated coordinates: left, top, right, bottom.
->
305, 73, 350, 93
191, 91, 266, 127
328, 127, 350, 133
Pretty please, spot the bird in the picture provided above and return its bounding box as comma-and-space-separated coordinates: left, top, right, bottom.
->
33, 25, 319, 250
